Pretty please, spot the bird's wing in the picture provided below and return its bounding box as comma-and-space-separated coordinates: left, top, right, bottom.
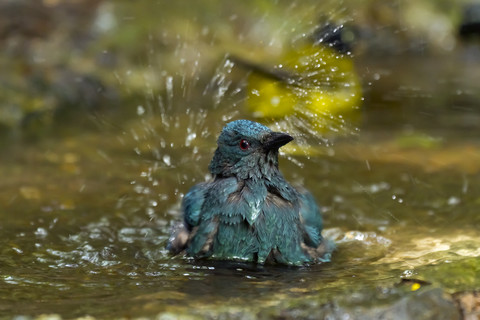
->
186, 217, 219, 258
182, 183, 207, 229
298, 189, 323, 248
186, 177, 240, 258
167, 183, 206, 254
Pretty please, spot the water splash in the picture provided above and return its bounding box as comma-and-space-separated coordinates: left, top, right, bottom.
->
118, 1, 364, 237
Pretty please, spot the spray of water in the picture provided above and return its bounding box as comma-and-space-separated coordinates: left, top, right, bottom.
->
114, 2, 364, 236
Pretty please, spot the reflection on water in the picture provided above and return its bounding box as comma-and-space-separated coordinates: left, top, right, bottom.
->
2, 110, 480, 318
1, 1, 480, 318
2, 81, 480, 318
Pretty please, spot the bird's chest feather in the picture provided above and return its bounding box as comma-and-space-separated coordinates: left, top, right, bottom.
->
216, 182, 303, 261
221, 180, 299, 230
201, 177, 308, 263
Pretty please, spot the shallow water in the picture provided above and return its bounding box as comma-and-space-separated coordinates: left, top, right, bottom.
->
2, 54, 480, 317
1, 1, 480, 318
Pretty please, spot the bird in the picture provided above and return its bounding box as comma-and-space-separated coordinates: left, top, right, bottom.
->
230, 23, 362, 134
167, 120, 332, 266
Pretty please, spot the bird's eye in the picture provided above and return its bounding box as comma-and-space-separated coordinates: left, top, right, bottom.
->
239, 139, 250, 150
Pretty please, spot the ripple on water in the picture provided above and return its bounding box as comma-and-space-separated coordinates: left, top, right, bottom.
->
378, 231, 480, 267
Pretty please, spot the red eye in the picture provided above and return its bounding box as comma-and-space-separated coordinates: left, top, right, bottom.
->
239, 139, 250, 150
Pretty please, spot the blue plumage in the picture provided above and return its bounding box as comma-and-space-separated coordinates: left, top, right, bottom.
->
168, 120, 331, 266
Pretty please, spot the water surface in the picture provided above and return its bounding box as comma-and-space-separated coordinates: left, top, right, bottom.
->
1, 1, 480, 318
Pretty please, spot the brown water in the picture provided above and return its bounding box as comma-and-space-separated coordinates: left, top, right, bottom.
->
2, 55, 480, 318
1, 1, 480, 318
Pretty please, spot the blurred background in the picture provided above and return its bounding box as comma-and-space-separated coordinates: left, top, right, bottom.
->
1, 0, 479, 138
1, 0, 480, 319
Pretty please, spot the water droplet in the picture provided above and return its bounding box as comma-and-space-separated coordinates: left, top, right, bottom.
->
185, 133, 197, 147
270, 96, 280, 107
146, 207, 155, 216
447, 196, 460, 206
163, 155, 171, 166
34, 227, 48, 238
12, 247, 23, 254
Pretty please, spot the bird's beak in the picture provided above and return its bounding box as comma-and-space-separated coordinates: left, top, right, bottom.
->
264, 132, 294, 150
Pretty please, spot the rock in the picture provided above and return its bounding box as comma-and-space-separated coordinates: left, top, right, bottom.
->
375, 288, 460, 320
276, 288, 461, 320
453, 291, 480, 320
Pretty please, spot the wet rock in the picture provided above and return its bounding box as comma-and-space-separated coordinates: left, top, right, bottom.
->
459, 3, 480, 39
374, 288, 460, 320
0, 0, 53, 41
453, 291, 480, 320
277, 288, 460, 320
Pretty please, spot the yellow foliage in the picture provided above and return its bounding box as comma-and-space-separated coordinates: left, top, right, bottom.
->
246, 44, 362, 128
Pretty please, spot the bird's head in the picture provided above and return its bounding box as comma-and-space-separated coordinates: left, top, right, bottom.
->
208, 120, 293, 180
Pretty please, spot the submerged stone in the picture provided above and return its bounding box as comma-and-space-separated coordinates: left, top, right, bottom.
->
275, 288, 460, 320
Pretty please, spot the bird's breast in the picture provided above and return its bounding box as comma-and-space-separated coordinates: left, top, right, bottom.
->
245, 199, 261, 225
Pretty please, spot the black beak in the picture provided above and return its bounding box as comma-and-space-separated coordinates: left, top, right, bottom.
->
263, 132, 294, 150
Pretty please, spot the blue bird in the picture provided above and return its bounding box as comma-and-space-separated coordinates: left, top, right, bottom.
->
168, 120, 332, 266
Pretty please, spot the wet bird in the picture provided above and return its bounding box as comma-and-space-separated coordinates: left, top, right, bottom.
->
168, 120, 331, 266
